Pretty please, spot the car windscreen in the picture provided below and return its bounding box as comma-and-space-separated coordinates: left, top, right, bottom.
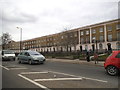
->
29, 51, 41, 55
3, 51, 14, 54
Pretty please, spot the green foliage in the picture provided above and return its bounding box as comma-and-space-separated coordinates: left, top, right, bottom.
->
90, 54, 109, 61
98, 54, 109, 60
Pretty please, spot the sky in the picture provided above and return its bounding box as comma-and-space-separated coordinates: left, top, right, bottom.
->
0, 0, 119, 42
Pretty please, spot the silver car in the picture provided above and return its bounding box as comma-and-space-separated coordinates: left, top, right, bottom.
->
17, 50, 45, 64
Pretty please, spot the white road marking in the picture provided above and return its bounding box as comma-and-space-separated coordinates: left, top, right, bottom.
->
18, 74, 51, 90
10, 68, 27, 70
34, 78, 82, 82
48, 71, 80, 77
48, 71, 108, 83
81, 77, 108, 83
0, 65, 9, 70
21, 72, 48, 74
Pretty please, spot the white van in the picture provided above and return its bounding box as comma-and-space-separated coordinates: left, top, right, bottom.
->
1, 50, 16, 61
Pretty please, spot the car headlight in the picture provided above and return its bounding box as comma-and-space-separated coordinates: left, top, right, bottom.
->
2, 56, 6, 58
33, 57, 37, 60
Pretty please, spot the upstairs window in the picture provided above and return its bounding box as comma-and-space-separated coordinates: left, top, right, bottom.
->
92, 36, 96, 40
107, 26, 112, 31
86, 31, 89, 35
81, 38, 84, 44
116, 24, 120, 30
86, 37, 89, 43
81, 31, 84, 35
99, 27, 104, 32
108, 34, 112, 42
92, 36, 96, 43
100, 35, 104, 42
92, 29, 96, 34
74, 33, 77, 37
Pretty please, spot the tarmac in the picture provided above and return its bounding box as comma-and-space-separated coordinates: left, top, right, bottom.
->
47, 58, 105, 67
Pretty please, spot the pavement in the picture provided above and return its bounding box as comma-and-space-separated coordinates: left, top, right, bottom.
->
47, 58, 105, 67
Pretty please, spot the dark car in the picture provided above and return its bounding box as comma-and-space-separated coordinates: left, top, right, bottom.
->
104, 50, 120, 76
17, 50, 46, 65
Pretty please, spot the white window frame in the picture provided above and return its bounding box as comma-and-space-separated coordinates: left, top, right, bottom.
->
81, 31, 84, 35
86, 31, 89, 35
92, 36, 96, 40
61, 36, 64, 39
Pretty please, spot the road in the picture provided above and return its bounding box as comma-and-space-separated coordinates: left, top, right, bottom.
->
0, 58, 119, 90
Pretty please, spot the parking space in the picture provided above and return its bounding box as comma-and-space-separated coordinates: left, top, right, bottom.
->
1, 60, 118, 89
18, 70, 115, 89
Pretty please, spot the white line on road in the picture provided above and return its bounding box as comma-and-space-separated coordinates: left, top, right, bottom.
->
10, 68, 27, 70
34, 78, 82, 82
81, 77, 108, 83
48, 71, 108, 83
21, 72, 48, 74
18, 74, 51, 90
0, 65, 9, 70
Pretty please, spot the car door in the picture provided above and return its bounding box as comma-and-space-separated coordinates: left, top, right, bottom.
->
24, 52, 30, 62
18, 52, 23, 60
115, 52, 120, 68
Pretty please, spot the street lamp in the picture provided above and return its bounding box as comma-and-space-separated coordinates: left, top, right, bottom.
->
16, 27, 22, 52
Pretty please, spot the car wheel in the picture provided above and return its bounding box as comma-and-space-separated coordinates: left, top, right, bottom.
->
18, 58, 22, 64
18, 58, 20, 63
18, 60, 21, 64
29, 60, 32, 65
13, 58, 15, 61
106, 66, 119, 76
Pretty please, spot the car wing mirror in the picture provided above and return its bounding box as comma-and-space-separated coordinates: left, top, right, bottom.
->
27, 54, 30, 56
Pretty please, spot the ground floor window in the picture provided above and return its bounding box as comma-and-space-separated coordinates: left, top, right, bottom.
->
117, 32, 120, 41
99, 43, 103, 49
85, 45, 88, 51
116, 42, 120, 49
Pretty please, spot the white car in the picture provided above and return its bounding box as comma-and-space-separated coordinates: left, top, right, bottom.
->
1, 50, 16, 61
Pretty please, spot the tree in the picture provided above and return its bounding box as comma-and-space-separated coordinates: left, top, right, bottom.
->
1, 33, 12, 49
59, 26, 78, 52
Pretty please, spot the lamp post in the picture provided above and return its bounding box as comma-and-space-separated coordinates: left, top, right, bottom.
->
16, 27, 22, 52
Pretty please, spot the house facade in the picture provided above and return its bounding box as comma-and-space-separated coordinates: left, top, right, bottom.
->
4, 19, 120, 53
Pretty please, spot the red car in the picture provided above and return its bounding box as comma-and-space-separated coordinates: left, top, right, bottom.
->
104, 50, 120, 76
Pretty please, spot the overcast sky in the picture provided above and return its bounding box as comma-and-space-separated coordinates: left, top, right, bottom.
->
0, 0, 119, 41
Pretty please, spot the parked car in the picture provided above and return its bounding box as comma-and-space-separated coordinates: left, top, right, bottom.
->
104, 50, 120, 76
1, 50, 16, 61
17, 50, 46, 64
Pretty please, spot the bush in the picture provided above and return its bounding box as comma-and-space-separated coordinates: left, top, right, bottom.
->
79, 54, 86, 60
90, 54, 109, 61
72, 55, 79, 59
98, 54, 109, 61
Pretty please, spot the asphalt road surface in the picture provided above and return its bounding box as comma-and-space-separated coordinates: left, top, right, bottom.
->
0, 58, 119, 90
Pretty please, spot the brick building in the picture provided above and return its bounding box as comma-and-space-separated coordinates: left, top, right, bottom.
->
4, 19, 120, 53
